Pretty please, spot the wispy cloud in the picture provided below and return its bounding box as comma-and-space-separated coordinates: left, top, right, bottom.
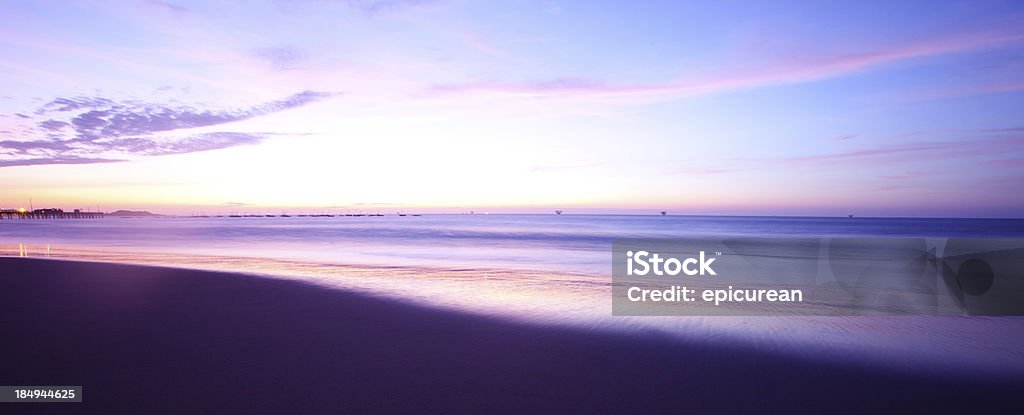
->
873, 184, 917, 192
0, 156, 122, 168
662, 166, 742, 175
904, 81, 1024, 101
146, 0, 190, 14
0, 90, 336, 167
100, 132, 271, 156
32, 90, 334, 142
450, 29, 515, 61
879, 173, 923, 180
665, 128, 1024, 176
991, 158, 1024, 166
427, 24, 1024, 104
776, 136, 1024, 168
346, 0, 441, 15
251, 46, 306, 70
273, 0, 442, 16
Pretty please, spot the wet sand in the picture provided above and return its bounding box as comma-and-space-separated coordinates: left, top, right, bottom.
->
0, 257, 1019, 414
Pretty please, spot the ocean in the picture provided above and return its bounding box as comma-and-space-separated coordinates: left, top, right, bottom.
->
3, 214, 1024, 379
3, 214, 1024, 275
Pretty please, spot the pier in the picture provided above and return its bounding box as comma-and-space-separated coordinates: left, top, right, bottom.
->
0, 208, 104, 220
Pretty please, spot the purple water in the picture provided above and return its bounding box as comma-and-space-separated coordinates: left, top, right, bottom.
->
3, 215, 1022, 275
2, 214, 1024, 380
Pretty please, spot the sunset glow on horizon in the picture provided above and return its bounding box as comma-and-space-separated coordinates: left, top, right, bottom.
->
2, 1, 1023, 217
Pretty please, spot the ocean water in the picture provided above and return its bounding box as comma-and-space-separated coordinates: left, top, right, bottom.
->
3, 214, 1024, 379
3, 214, 1023, 275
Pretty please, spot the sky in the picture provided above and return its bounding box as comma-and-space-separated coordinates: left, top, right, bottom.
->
1, 0, 1023, 217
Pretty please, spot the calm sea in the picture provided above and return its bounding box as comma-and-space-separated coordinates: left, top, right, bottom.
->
3, 214, 1024, 378
3, 214, 1023, 275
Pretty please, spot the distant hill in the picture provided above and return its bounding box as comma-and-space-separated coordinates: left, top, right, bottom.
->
107, 210, 161, 217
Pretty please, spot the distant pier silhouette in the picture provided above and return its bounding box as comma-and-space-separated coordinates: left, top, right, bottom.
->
0, 208, 104, 220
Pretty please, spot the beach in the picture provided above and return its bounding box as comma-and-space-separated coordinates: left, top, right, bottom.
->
2, 257, 1021, 414
4, 0, 1024, 412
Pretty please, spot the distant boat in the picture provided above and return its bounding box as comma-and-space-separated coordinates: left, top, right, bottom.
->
660, 211, 666, 216
849, 214, 854, 218
555, 210, 563, 215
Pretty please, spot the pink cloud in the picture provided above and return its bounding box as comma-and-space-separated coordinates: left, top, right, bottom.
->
880, 173, 920, 180
990, 158, 1024, 166
664, 131, 1024, 176
450, 30, 516, 61
426, 24, 1024, 104
901, 81, 1024, 101
873, 184, 917, 192
662, 166, 742, 175
781, 136, 1024, 166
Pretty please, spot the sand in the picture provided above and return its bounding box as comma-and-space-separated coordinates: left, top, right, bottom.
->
1, 257, 1019, 414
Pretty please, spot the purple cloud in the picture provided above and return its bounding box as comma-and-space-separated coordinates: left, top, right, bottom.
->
662, 166, 742, 175
665, 128, 1024, 176
38, 119, 70, 131
785, 134, 1024, 166
102, 132, 269, 156
0, 90, 337, 168
37, 97, 116, 113
427, 24, 1024, 104
0, 139, 74, 152
0, 156, 121, 168
990, 158, 1024, 167
909, 81, 1024, 101
347, 0, 440, 15
251, 46, 306, 70
34, 90, 334, 142
0, 132, 275, 168
879, 174, 920, 180
146, 0, 190, 14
